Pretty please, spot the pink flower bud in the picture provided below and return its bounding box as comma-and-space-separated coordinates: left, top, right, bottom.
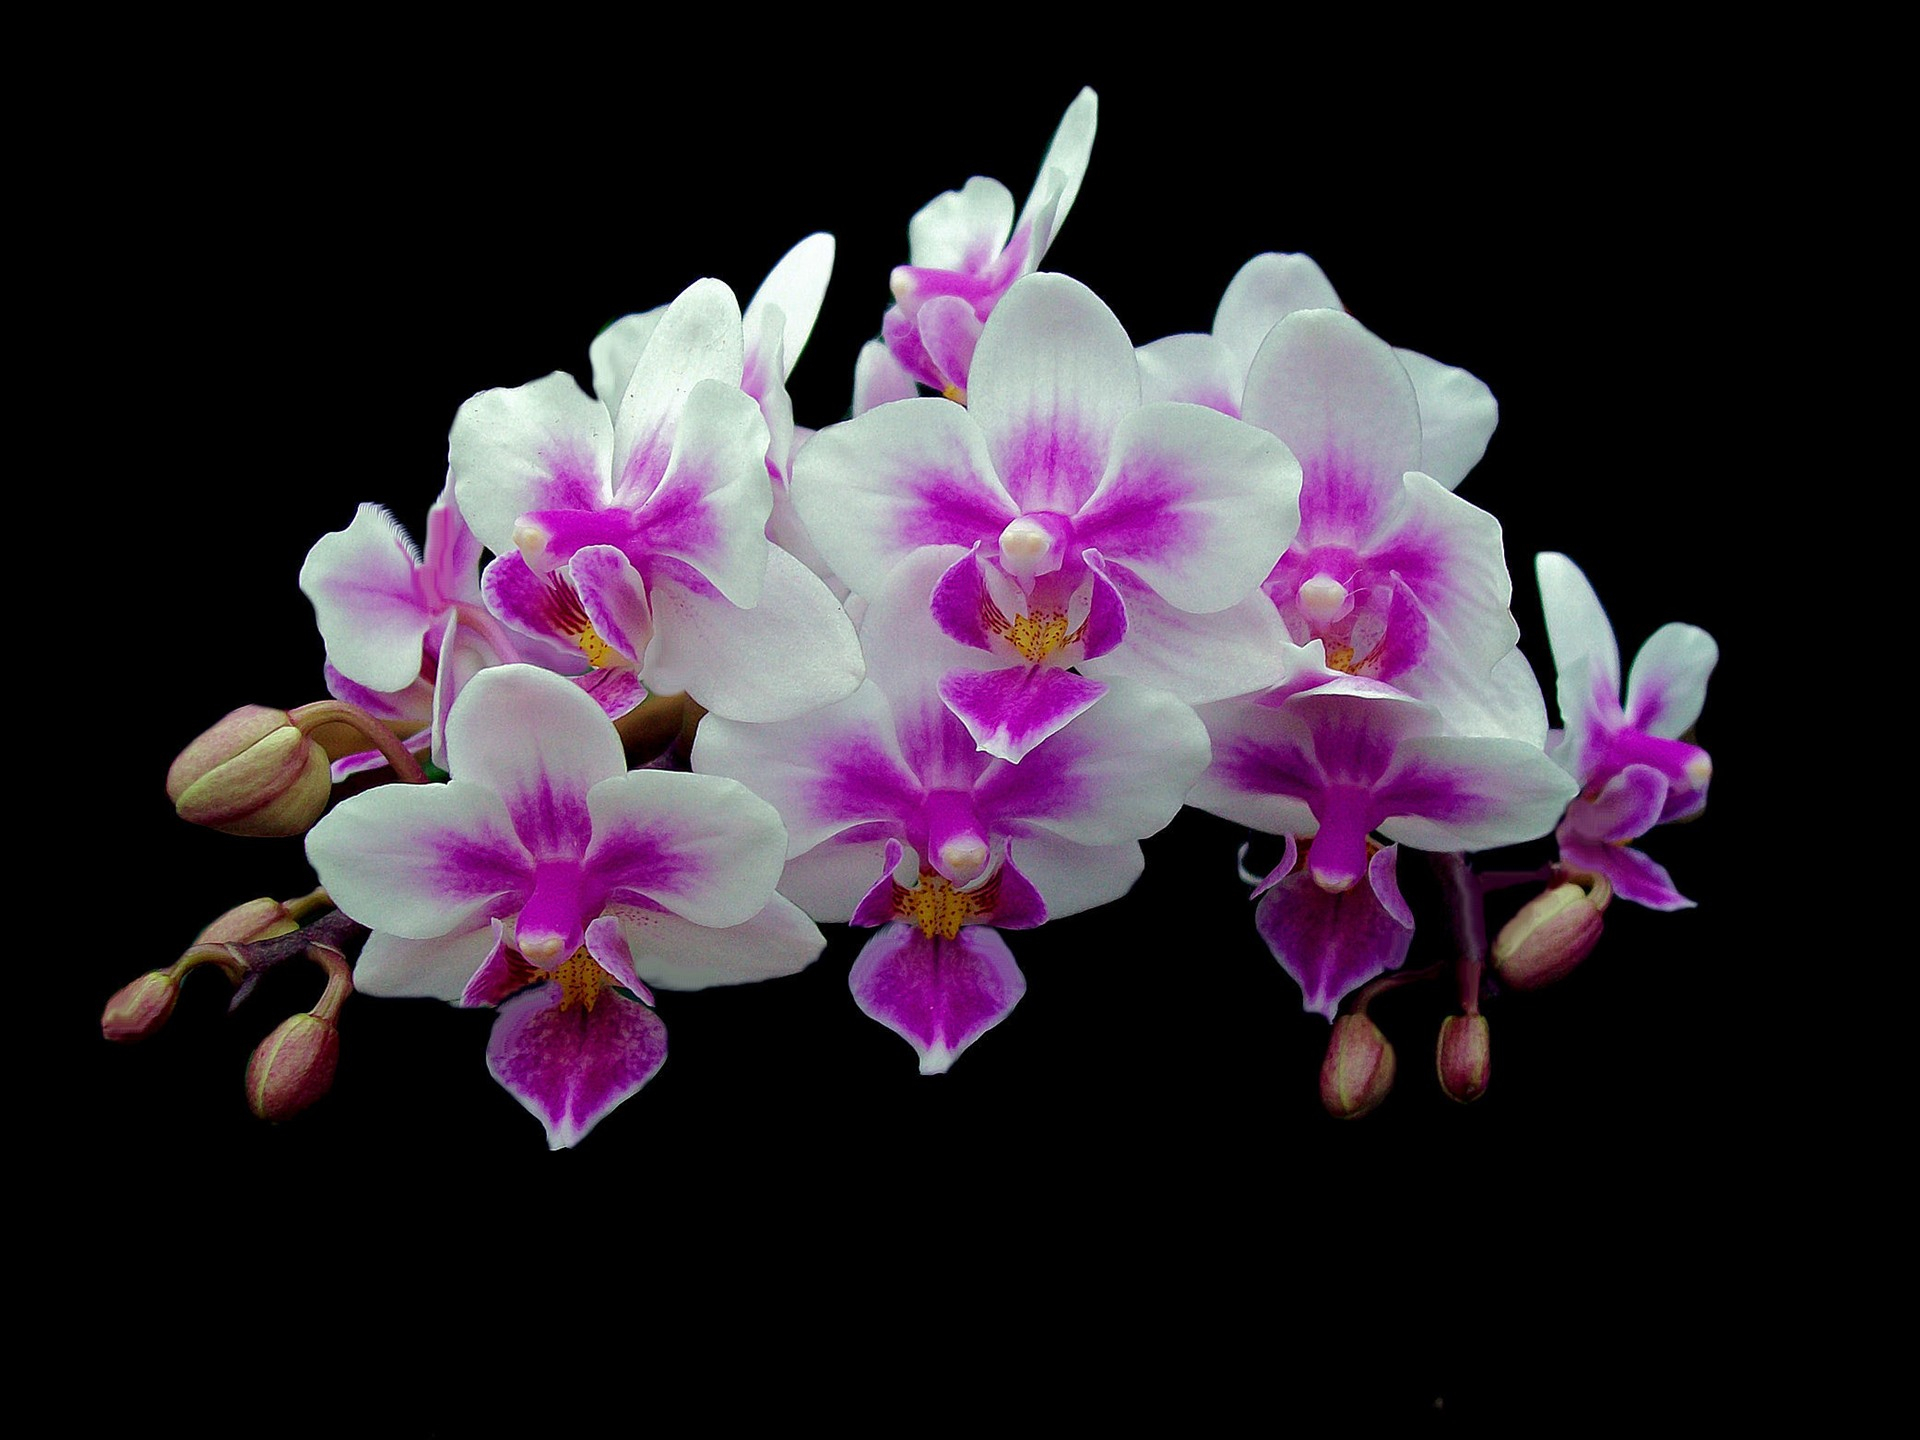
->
1491, 873, 1611, 991
196, 897, 301, 945
245, 1013, 341, 1122
166, 706, 332, 838
1437, 1014, 1492, 1103
101, 970, 180, 1043
1320, 1013, 1396, 1120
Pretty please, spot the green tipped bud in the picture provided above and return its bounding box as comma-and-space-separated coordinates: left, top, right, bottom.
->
167, 706, 332, 838
1320, 1013, 1396, 1120
1437, 1014, 1492, 1104
196, 897, 301, 946
101, 970, 181, 1043
245, 1013, 341, 1122
1491, 871, 1612, 991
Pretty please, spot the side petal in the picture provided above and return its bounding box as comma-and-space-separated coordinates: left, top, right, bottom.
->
451, 371, 612, 556
1559, 834, 1695, 911
305, 781, 532, 941
299, 504, 433, 693
353, 925, 503, 1002
611, 277, 746, 502
627, 378, 773, 606
745, 232, 835, 378
1136, 333, 1242, 414
1212, 252, 1344, 378
613, 891, 825, 991
486, 985, 668, 1150
584, 770, 788, 930
445, 665, 626, 856
1395, 347, 1497, 490
849, 923, 1027, 1075
1624, 622, 1718, 738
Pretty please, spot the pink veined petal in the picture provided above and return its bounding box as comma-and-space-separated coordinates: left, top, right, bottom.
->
1075, 401, 1301, 614
789, 395, 1016, 599
1565, 763, 1670, 844
611, 277, 747, 503
570, 544, 653, 665
972, 674, 1210, 848
464, 919, 541, 1008
967, 274, 1141, 517
486, 983, 669, 1150
1559, 833, 1695, 911
299, 503, 437, 693
355, 925, 504, 1003
640, 546, 863, 722
905, 175, 1017, 273
588, 306, 667, 412
1241, 309, 1424, 535
421, 472, 485, 607
583, 770, 788, 930
1076, 554, 1295, 704
776, 826, 910, 923
853, 340, 921, 416
917, 295, 985, 398
430, 608, 513, 775
626, 378, 773, 606
571, 666, 645, 721
445, 665, 625, 857
995, 834, 1143, 922
692, 681, 925, 858
1394, 347, 1497, 491
1136, 333, 1243, 414
1015, 87, 1097, 266
450, 371, 613, 557
1536, 552, 1623, 702
610, 890, 824, 991
305, 780, 532, 941
1254, 867, 1414, 1021
1374, 732, 1582, 854
744, 303, 798, 484
584, 915, 655, 1006
745, 232, 835, 380
848, 922, 1028, 1075
1212, 252, 1344, 379
938, 663, 1108, 763
1624, 622, 1718, 738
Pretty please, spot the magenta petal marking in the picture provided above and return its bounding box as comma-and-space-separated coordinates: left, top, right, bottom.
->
985, 849, 1048, 930
918, 295, 985, 397
570, 544, 652, 664
1076, 550, 1131, 660
584, 915, 654, 1006
463, 920, 540, 1008
1249, 834, 1301, 899
848, 923, 1027, 1075
485, 985, 668, 1149
572, 667, 645, 719
938, 663, 1108, 763
931, 546, 997, 651
1572, 763, 1669, 844
1254, 870, 1414, 1020
850, 839, 911, 929
1560, 835, 1694, 912
1367, 844, 1415, 930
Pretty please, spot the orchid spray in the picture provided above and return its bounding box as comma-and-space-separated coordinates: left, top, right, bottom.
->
107, 85, 1717, 1146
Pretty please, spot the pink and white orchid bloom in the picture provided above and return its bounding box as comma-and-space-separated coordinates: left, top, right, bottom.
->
1137, 251, 1499, 492
1536, 552, 1716, 911
299, 477, 622, 774
450, 276, 862, 724
1237, 307, 1544, 743
305, 664, 823, 1147
1192, 682, 1578, 1017
794, 272, 1301, 762
879, 88, 1098, 404
694, 549, 1210, 1068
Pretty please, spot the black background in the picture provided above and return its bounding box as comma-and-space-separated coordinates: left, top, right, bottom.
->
63, 62, 1768, 1424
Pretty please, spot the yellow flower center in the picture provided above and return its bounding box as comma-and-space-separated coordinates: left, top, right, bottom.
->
550, 946, 611, 1013
892, 867, 998, 941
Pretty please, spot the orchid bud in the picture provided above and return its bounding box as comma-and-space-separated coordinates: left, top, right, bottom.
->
1320, 1013, 1396, 1120
196, 897, 301, 946
101, 970, 180, 1043
167, 706, 332, 838
1491, 871, 1612, 991
1437, 1014, 1492, 1103
245, 1013, 341, 1122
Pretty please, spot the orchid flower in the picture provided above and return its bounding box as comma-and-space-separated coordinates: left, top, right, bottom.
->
1536, 552, 1716, 910
1192, 683, 1578, 1017
794, 271, 1301, 761
305, 664, 823, 1147
299, 477, 618, 774
694, 548, 1210, 1068
877, 87, 1098, 403
1136, 251, 1499, 491
1235, 307, 1544, 743
450, 276, 862, 724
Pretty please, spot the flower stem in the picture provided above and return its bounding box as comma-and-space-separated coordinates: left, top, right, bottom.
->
288, 701, 428, 783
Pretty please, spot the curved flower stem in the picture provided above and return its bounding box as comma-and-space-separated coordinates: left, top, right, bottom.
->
287, 700, 428, 784
1430, 851, 1487, 1016
1477, 866, 1555, 894
227, 908, 369, 1012
304, 940, 354, 1023
1348, 959, 1446, 1017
